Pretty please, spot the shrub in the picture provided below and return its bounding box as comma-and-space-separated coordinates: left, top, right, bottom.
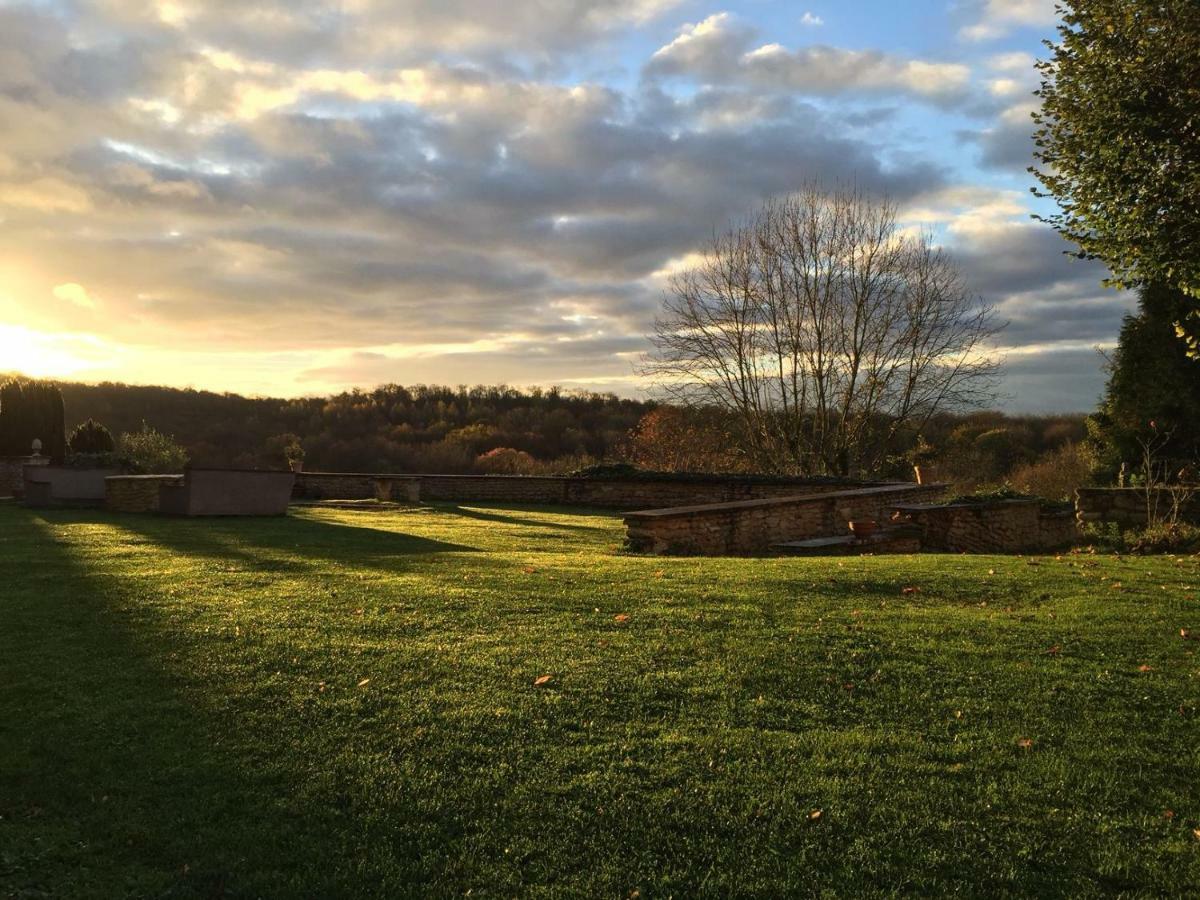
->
626, 408, 746, 473
68, 419, 116, 455
1009, 442, 1093, 502
1128, 523, 1200, 555
946, 485, 1032, 505
119, 424, 189, 474
475, 447, 538, 475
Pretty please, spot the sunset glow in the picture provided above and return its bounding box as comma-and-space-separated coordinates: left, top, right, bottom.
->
0, 0, 1128, 407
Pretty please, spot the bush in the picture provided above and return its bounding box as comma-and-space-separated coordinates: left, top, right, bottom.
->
1128, 523, 1200, 555
475, 447, 539, 475
945, 485, 1033, 504
119, 424, 189, 474
1009, 442, 1092, 502
68, 419, 115, 455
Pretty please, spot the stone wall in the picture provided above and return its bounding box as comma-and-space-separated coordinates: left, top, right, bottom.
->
623, 483, 946, 556
106, 475, 185, 513
895, 499, 1078, 553
1075, 487, 1200, 529
294, 471, 872, 510
295, 472, 422, 502
0, 455, 49, 499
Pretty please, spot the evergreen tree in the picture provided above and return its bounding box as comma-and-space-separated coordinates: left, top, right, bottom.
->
0, 379, 66, 459
1088, 284, 1200, 478
68, 419, 116, 455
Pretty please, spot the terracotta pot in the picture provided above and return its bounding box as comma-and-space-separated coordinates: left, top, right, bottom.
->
848, 519, 878, 540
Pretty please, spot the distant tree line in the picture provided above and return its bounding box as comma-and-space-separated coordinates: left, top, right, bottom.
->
0, 379, 653, 474
14, 368, 1195, 502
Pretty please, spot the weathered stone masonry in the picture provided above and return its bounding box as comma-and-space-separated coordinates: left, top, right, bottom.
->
894, 499, 1077, 554
105, 475, 185, 513
294, 471, 876, 510
623, 483, 947, 556
1075, 487, 1200, 529
0, 455, 49, 499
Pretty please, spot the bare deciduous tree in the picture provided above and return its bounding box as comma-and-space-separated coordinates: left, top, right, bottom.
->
642, 185, 1004, 476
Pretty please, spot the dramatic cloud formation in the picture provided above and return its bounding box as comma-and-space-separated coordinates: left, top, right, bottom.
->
646, 13, 972, 104
0, 0, 1126, 409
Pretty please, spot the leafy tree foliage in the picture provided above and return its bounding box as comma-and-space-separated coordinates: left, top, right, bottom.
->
68, 419, 116, 455
0, 379, 66, 460
1087, 283, 1200, 478
1032, 0, 1200, 311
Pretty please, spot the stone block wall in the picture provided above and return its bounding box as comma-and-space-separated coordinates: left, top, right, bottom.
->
623, 483, 946, 556
0, 455, 49, 499
294, 471, 869, 510
106, 475, 185, 513
1075, 487, 1200, 529
896, 499, 1078, 553
293, 472, 424, 502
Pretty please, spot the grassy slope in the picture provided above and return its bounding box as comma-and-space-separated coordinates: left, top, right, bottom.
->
1, 501, 1198, 898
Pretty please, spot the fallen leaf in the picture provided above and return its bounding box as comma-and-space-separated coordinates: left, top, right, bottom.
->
1017, 738, 1033, 749
614, 614, 630, 623
521, 566, 537, 575
807, 809, 823, 822
357, 678, 371, 687
988, 568, 996, 576
901, 586, 921, 595
1046, 644, 1061, 656
1138, 664, 1153, 672
533, 674, 553, 686
1163, 809, 1175, 820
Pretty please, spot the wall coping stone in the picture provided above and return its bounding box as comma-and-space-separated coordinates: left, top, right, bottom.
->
626, 482, 946, 519
893, 498, 1038, 512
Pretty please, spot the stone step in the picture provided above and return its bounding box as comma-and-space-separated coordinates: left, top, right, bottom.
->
772, 525, 922, 557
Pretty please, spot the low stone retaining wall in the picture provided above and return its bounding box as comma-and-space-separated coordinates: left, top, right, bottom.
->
624, 483, 946, 556
294, 471, 872, 510
0, 455, 49, 499
895, 499, 1077, 554
1075, 487, 1200, 529
106, 475, 185, 513
295, 472, 422, 503
24, 466, 122, 507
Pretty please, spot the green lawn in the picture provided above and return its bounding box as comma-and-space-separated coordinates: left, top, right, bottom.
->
2, 501, 1198, 898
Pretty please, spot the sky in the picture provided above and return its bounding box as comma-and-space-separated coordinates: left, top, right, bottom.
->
0, 0, 1130, 410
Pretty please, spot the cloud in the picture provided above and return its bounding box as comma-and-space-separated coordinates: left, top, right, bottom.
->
87, 0, 686, 65
801, 12, 824, 27
52, 283, 99, 309
0, 1, 1126, 409
960, 0, 1057, 42
647, 13, 971, 105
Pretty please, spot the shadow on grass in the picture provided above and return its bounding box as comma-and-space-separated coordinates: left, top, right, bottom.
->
0, 507, 346, 897
39, 507, 477, 575
432, 503, 615, 532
